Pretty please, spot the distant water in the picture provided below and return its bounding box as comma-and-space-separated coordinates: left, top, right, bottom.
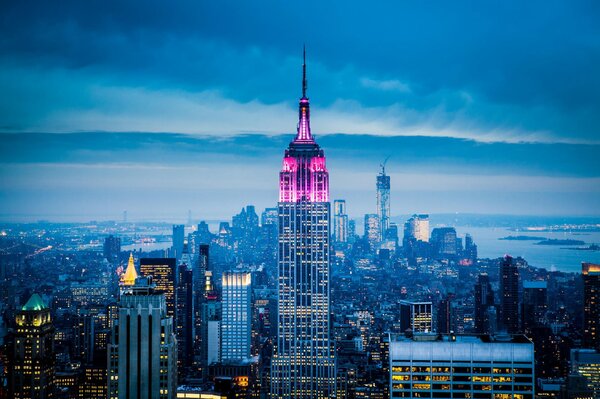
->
455, 226, 600, 273
121, 224, 600, 274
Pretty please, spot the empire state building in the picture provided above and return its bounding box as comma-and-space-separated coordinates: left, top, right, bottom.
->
271, 51, 336, 398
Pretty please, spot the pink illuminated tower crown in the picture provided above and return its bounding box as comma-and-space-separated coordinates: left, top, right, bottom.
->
279, 48, 329, 203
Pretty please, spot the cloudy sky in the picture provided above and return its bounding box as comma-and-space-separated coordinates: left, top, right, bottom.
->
1, 1, 599, 221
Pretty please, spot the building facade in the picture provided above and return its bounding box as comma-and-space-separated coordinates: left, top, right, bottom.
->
333, 199, 349, 243
399, 300, 433, 333
9, 293, 55, 399
108, 262, 177, 399
389, 333, 535, 399
271, 53, 336, 398
221, 271, 252, 361
500, 255, 520, 334
583, 263, 600, 350
139, 258, 177, 319
376, 164, 391, 241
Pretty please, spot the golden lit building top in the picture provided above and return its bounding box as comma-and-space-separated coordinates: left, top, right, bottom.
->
583, 263, 600, 276
121, 253, 138, 286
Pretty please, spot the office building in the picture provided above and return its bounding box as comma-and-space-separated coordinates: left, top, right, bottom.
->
522, 280, 548, 333
140, 257, 177, 319
333, 199, 349, 243
464, 233, 478, 263
437, 295, 453, 334
571, 349, 600, 397
500, 255, 520, 334
583, 263, 600, 350
399, 300, 433, 333
221, 271, 252, 361
364, 213, 380, 251
177, 245, 195, 370
201, 270, 221, 369
103, 235, 121, 263
404, 214, 430, 243
475, 273, 495, 334
173, 224, 185, 259
9, 293, 55, 398
430, 227, 458, 258
271, 51, 336, 398
108, 271, 177, 399
389, 333, 535, 399
376, 163, 391, 241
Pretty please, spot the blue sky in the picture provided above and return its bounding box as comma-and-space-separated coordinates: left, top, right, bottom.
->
1, 1, 599, 221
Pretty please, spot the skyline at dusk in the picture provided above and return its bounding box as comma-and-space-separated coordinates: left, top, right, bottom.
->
3, 3, 600, 398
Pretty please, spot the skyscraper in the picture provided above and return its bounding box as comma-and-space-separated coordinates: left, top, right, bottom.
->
140, 257, 177, 319
522, 280, 548, 334
333, 199, 349, 243
271, 50, 335, 398
176, 245, 195, 371
398, 300, 433, 333
583, 263, 600, 350
474, 273, 495, 334
9, 293, 55, 398
108, 264, 177, 399
430, 227, 457, 259
172, 224, 185, 259
500, 255, 520, 334
364, 213, 380, 251
221, 271, 252, 361
194, 244, 210, 369
200, 270, 221, 370
103, 235, 121, 263
376, 162, 390, 241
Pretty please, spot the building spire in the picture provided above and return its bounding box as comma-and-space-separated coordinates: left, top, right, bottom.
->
295, 46, 313, 142
302, 44, 307, 99
121, 252, 138, 286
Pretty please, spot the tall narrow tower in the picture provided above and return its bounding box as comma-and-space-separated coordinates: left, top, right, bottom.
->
271, 49, 336, 398
376, 161, 390, 242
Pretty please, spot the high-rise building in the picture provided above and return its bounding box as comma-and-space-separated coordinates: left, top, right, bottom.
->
500, 255, 520, 334
103, 235, 121, 263
376, 163, 391, 241
399, 300, 433, 333
271, 51, 336, 398
474, 273, 495, 334
430, 227, 457, 259
201, 270, 221, 369
389, 333, 535, 399
437, 294, 453, 334
464, 233, 478, 263
194, 244, 210, 368
404, 214, 430, 243
364, 213, 380, 251
140, 258, 177, 319
583, 263, 600, 350
221, 271, 252, 361
176, 245, 195, 371
172, 224, 185, 259
9, 293, 55, 398
333, 199, 349, 243
522, 280, 548, 333
348, 220, 356, 242
196, 222, 212, 245
571, 349, 600, 397
108, 266, 177, 399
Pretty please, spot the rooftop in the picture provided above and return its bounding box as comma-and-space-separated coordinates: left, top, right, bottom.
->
21, 293, 47, 311
390, 333, 532, 345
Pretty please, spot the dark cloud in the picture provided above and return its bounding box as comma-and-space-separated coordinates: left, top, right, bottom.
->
1, 1, 599, 141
